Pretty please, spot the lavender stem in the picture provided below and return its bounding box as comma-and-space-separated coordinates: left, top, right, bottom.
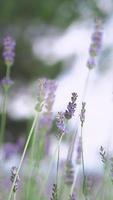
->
8, 112, 39, 200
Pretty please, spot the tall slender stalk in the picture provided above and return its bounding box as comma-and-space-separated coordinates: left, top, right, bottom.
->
69, 71, 90, 197
13, 193, 16, 200
0, 65, 11, 144
38, 134, 63, 200
56, 134, 64, 187
7, 112, 39, 200
81, 126, 87, 200
0, 88, 8, 143
26, 118, 38, 200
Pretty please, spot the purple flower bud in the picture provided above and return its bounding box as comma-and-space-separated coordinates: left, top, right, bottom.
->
45, 80, 57, 112
10, 166, 20, 192
87, 58, 96, 69
87, 19, 103, 70
35, 78, 47, 112
0, 77, 14, 89
64, 93, 78, 120
3, 36, 16, 67
80, 102, 86, 127
56, 112, 65, 137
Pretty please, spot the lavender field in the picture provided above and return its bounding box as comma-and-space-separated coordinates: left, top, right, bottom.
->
0, 0, 113, 200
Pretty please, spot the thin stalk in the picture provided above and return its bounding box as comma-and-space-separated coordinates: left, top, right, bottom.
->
26, 120, 38, 200
56, 135, 64, 181
38, 134, 63, 200
81, 126, 87, 200
70, 166, 79, 196
0, 88, 8, 143
56, 134, 64, 198
56, 141, 60, 184
67, 128, 77, 162
56, 143, 60, 199
7, 112, 39, 200
81, 70, 90, 101
69, 70, 91, 197
0, 65, 11, 144
13, 193, 16, 200
67, 70, 90, 161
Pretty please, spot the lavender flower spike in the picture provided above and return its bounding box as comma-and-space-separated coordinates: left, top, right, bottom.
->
1, 77, 14, 89
64, 92, 78, 120
80, 102, 86, 127
87, 19, 103, 69
56, 112, 65, 137
3, 36, 16, 67
10, 166, 20, 193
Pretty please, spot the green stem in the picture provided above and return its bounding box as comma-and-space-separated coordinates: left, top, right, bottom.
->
6, 65, 11, 78
56, 141, 60, 184
26, 120, 38, 200
38, 134, 63, 200
13, 193, 16, 200
7, 112, 39, 200
81, 126, 87, 200
0, 65, 11, 144
0, 88, 8, 144
81, 70, 90, 101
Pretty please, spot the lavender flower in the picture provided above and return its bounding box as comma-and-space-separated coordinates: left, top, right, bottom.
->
56, 112, 65, 138
39, 80, 57, 129
99, 146, 106, 163
87, 19, 103, 69
50, 183, 57, 200
3, 36, 16, 67
45, 80, 57, 112
64, 93, 78, 120
35, 78, 47, 112
1, 77, 14, 90
80, 102, 86, 127
10, 166, 20, 193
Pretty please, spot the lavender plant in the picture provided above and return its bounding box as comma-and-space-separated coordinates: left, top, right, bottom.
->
0, 19, 107, 200
0, 36, 16, 144
10, 166, 20, 200
26, 79, 57, 200
7, 78, 47, 200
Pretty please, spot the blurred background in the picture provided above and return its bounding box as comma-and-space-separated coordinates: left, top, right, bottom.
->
0, 0, 113, 171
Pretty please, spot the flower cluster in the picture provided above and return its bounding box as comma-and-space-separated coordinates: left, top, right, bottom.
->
99, 146, 106, 163
64, 92, 78, 120
10, 166, 20, 193
87, 19, 103, 69
3, 36, 16, 67
41, 80, 57, 128
56, 112, 65, 138
80, 102, 86, 127
50, 183, 57, 200
45, 80, 57, 112
1, 77, 14, 90
35, 78, 47, 112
